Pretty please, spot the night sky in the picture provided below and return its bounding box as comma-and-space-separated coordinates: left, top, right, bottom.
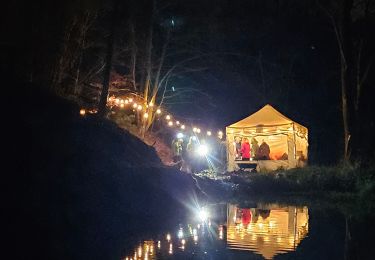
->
3, 0, 375, 163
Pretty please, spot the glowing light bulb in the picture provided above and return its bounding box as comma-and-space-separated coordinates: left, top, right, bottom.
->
149, 102, 154, 107
137, 105, 142, 110
156, 109, 161, 114
133, 103, 137, 108
79, 109, 86, 116
176, 121, 180, 125
193, 127, 197, 132
120, 103, 124, 108
207, 131, 212, 136
178, 229, 183, 239
125, 99, 129, 104
181, 125, 185, 130
168, 121, 173, 126
143, 113, 149, 118
128, 98, 133, 103
197, 208, 209, 221
197, 128, 201, 133
166, 115, 171, 120
166, 234, 171, 241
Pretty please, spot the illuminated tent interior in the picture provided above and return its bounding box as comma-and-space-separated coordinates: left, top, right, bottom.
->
227, 204, 309, 260
226, 104, 308, 172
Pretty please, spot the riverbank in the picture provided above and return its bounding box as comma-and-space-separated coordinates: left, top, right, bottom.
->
10, 85, 375, 259
8, 85, 220, 259
194, 163, 375, 218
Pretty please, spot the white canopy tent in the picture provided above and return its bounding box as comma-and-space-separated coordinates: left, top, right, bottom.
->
226, 104, 308, 172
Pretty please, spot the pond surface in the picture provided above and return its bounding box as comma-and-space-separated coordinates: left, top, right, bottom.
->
120, 201, 375, 260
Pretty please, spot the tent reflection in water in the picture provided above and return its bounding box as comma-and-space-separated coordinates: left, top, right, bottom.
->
226, 104, 308, 172
227, 204, 309, 260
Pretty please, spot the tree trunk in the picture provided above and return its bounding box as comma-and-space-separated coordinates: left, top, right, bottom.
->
97, 1, 118, 117
144, 29, 170, 133
338, 0, 354, 161
341, 59, 351, 161
143, 8, 154, 105
74, 12, 92, 97
129, 20, 137, 91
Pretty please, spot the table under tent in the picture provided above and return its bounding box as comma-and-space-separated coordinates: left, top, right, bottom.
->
226, 104, 308, 172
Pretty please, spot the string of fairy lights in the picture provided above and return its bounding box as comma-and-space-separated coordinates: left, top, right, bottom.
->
80, 95, 225, 140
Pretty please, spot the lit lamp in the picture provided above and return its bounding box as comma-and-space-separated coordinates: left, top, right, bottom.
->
168, 121, 173, 126
176, 121, 180, 125
181, 125, 185, 130
207, 131, 212, 136
128, 98, 133, 103
133, 103, 137, 108
196, 128, 201, 133
120, 103, 125, 108
156, 108, 162, 114
197, 144, 208, 156
79, 109, 86, 116
143, 113, 149, 118
197, 208, 209, 221
137, 105, 142, 110
166, 115, 171, 120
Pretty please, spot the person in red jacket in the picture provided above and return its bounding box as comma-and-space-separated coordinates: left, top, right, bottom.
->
240, 137, 251, 161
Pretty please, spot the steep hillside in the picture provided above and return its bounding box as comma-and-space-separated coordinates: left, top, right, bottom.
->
6, 85, 216, 259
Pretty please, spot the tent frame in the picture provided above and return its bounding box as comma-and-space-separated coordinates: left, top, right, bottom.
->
226, 105, 308, 172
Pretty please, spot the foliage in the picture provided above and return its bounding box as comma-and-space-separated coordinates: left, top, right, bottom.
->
227, 161, 375, 196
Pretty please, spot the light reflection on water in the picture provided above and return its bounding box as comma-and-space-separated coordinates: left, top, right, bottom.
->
121, 203, 309, 260
227, 204, 309, 259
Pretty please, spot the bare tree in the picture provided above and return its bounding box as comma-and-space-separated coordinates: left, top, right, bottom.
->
318, 0, 375, 161
98, 0, 119, 117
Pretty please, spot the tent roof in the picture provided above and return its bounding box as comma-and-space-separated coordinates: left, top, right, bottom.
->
227, 104, 305, 129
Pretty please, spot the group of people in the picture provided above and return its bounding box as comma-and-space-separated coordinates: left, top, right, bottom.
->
235, 207, 271, 226
171, 135, 273, 172
235, 136, 271, 161
171, 136, 206, 173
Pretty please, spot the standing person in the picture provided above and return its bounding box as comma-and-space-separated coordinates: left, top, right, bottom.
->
186, 136, 197, 173
172, 138, 183, 166
251, 138, 259, 159
234, 136, 242, 160
240, 137, 251, 161
258, 139, 270, 160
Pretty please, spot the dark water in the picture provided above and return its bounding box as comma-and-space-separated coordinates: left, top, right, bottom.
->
120, 202, 375, 260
